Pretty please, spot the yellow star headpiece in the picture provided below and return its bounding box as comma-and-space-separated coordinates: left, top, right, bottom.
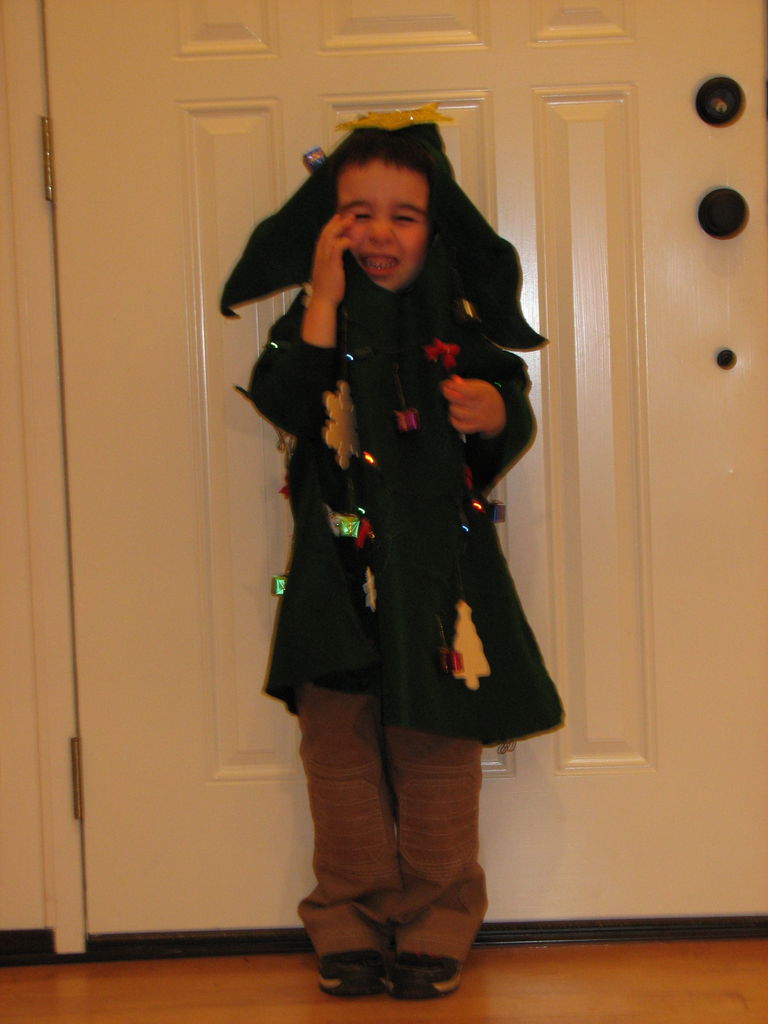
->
336, 103, 453, 133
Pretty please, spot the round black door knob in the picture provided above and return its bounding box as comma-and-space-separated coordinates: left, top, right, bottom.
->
695, 77, 744, 125
698, 188, 748, 238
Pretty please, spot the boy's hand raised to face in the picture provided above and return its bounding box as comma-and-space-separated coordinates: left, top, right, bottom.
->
302, 213, 354, 348
440, 375, 506, 439
311, 213, 355, 306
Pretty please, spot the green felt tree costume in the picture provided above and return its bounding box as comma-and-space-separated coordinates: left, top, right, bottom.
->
222, 106, 563, 744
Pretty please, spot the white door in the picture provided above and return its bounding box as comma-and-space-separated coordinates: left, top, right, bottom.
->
44, 0, 768, 936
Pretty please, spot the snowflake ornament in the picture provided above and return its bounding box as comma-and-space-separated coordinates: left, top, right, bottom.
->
363, 566, 377, 611
323, 380, 360, 469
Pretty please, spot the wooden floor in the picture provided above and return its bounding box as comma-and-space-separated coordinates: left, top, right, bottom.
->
1, 941, 767, 1023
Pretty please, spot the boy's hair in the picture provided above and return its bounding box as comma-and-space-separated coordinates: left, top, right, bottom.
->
328, 127, 435, 185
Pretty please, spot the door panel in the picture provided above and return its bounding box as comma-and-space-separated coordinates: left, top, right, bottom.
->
44, 0, 768, 934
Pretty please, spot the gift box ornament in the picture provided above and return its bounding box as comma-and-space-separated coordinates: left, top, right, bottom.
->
328, 510, 361, 538
394, 408, 421, 433
489, 501, 506, 523
302, 147, 326, 172
271, 574, 288, 596
439, 647, 464, 673
392, 362, 421, 433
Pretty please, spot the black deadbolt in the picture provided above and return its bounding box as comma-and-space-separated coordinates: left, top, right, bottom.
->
698, 188, 748, 238
695, 77, 743, 125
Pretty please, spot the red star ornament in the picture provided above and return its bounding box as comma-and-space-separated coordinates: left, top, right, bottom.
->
423, 338, 459, 372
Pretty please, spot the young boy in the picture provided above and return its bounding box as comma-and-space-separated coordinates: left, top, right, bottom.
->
221, 106, 563, 999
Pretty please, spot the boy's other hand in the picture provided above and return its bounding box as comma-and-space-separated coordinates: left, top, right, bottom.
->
440, 376, 506, 439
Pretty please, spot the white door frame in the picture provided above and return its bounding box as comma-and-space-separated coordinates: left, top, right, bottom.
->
1, 0, 85, 954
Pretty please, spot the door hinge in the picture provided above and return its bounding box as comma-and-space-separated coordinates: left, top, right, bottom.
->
40, 116, 55, 202
70, 736, 83, 821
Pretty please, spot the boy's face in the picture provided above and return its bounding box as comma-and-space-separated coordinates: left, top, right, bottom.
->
336, 159, 430, 293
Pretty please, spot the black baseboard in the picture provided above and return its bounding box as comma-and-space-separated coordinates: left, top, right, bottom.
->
3, 917, 767, 967
476, 916, 768, 946
88, 927, 314, 963
0, 929, 55, 960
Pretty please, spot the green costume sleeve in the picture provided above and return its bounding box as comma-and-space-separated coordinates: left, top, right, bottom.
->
241, 297, 339, 438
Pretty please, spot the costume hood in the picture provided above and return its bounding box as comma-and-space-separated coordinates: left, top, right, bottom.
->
220, 104, 544, 350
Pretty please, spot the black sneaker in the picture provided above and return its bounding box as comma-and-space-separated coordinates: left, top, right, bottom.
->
389, 952, 462, 999
318, 949, 387, 997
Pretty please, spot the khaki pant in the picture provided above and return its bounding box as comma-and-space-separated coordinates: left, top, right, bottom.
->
296, 683, 487, 961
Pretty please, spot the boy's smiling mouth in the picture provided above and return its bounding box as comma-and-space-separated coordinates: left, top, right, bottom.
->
360, 255, 398, 272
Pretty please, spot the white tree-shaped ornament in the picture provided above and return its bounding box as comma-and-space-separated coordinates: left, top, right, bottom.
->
452, 600, 490, 691
323, 380, 360, 469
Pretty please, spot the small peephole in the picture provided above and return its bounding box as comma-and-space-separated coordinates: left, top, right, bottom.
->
716, 349, 737, 370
